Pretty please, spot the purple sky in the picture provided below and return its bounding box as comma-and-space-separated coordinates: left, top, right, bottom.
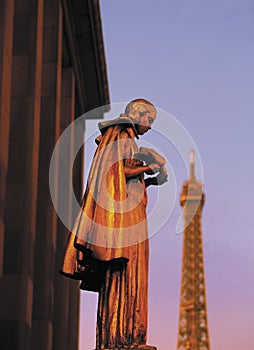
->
79, 1, 254, 349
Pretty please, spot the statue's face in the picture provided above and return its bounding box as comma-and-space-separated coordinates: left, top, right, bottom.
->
137, 108, 156, 135
127, 102, 157, 135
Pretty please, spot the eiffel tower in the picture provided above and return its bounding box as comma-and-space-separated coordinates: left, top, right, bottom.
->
177, 151, 210, 350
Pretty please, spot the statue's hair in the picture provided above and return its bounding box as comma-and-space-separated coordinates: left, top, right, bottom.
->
125, 98, 156, 116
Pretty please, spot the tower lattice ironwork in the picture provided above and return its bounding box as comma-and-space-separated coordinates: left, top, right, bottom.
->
177, 151, 210, 350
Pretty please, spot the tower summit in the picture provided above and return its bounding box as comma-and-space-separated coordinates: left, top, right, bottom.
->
177, 151, 210, 350
189, 149, 195, 181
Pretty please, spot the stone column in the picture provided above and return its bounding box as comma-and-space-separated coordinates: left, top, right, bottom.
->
31, 1, 62, 349
0, 0, 44, 349
53, 67, 80, 350
0, 0, 15, 277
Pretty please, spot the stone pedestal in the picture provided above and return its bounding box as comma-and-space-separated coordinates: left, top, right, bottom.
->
95, 346, 157, 350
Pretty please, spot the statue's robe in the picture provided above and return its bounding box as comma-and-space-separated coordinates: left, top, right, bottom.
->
61, 115, 149, 348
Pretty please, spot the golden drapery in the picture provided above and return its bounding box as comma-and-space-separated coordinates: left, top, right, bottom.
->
61, 115, 149, 348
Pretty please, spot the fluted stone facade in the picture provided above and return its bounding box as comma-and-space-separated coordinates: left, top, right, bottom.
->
0, 1, 109, 349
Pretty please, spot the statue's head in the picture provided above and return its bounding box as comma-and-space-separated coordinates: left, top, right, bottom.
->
125, 98, 157, 135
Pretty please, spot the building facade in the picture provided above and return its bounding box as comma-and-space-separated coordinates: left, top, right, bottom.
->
0, 1, 109, 349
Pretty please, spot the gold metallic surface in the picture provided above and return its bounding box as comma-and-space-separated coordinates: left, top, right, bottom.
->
61, 113, 154, 348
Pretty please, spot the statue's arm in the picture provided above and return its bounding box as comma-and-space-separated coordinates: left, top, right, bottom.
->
121, 131, 160, 179
125, 163, 160, 178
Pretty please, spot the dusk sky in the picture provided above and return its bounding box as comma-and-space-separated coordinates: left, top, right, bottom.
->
79, 1, 254, 349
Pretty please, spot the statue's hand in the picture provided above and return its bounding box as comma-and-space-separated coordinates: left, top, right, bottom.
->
145, 163, 160, 175
154, 166, 168, 185
155, 171, 168, 185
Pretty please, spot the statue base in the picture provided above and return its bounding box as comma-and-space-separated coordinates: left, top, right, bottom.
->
95, 346, 157, 350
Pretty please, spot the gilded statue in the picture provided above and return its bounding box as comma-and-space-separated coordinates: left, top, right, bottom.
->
60, 99, 168, 349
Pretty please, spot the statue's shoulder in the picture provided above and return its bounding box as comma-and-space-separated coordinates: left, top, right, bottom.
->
98, 115, 137, 137
120, 127, 136, 140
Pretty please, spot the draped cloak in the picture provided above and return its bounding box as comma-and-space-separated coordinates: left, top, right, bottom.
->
61, 115, 149, 348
